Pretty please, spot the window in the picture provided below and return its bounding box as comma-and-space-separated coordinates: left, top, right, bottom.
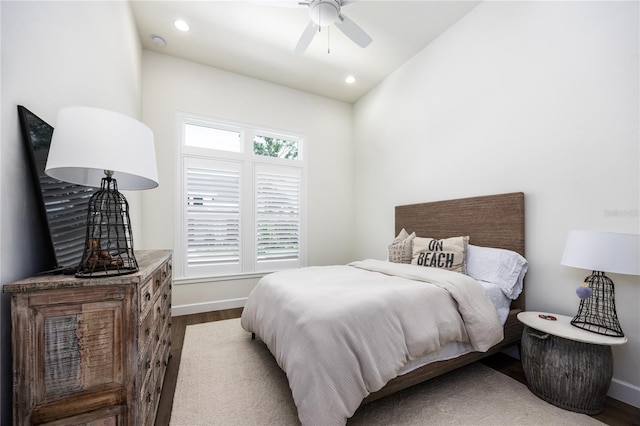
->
253, 134, 299, 159
176, 113, 306, 279
184, 122, 241, 152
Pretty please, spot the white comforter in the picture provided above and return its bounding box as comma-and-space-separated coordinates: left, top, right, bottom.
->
240, 259, 503, 425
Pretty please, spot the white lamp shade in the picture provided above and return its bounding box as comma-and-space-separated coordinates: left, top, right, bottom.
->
561, 230, 640, 276
46, 106, 158, 190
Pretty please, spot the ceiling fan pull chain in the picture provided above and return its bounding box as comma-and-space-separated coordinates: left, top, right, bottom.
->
328, 25, 331, 54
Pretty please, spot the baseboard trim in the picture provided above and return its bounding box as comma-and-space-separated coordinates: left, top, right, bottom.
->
172, 298, 246, 317
608, 377, 640, 408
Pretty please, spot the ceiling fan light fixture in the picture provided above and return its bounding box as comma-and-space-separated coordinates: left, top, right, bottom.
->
309, 0, 340, 26
295, 0, 372, 54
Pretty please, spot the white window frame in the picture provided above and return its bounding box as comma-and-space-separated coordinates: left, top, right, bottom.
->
174, 111, 307, 281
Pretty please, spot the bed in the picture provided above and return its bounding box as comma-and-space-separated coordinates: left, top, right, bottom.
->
241, 192, 526, 425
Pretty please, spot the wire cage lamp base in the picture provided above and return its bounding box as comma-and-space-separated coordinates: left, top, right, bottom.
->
76, 174, 138, 278
571, 271, 624, 337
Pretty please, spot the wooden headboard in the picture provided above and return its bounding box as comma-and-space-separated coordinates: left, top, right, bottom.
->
395, 192, 525, 311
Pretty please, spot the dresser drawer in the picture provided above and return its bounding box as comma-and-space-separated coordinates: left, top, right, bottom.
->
139, 367, 156, 426
153, 295, 163, 323
139, 310, 154, 355
139, 337, 154, 390
151, 269, 163, 296
158, 260, 171, 288
160, 281, 172, 322
139, 278, 153, 315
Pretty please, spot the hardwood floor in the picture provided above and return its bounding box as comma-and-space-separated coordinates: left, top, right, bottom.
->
156, 309, 640, 426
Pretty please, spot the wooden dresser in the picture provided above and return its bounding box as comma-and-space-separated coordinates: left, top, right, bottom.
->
4, 250, 172, 425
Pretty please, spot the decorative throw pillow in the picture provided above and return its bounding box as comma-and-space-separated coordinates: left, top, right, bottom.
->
388, 228, 415, 264
411, 236, 469, 273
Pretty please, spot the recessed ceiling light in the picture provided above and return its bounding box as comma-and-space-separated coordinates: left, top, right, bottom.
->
345, 75, 356, 84
174, 19, 190, 32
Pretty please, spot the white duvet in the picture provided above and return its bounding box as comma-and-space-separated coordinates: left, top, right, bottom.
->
240, 259, 504, 425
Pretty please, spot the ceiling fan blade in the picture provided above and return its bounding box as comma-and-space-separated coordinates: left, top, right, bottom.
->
340, 0, 358, 7
294, 21, 318, 54
335, 13, 372, 48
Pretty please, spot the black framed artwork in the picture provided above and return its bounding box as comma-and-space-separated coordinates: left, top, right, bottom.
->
18, 105, 94, 272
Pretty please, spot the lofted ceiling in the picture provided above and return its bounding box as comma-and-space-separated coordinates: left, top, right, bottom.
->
130, 0, 481, 103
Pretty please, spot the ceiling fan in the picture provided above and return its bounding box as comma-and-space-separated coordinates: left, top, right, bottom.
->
294, 0, 372, 54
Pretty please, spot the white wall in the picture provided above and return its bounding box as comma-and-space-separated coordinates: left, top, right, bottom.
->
1, 0, 637, 415
353, 0, 639, 407
141, 51, 355, 313
0, 1, 142, 422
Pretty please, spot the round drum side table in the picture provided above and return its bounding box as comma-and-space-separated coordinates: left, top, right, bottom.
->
517, 311, 627, 414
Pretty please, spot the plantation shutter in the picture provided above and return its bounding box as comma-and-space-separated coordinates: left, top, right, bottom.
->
184, 157, 242, 276
255, 165, 301, 271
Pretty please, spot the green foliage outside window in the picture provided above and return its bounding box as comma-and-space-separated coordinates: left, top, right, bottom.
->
253, 136, 298, 159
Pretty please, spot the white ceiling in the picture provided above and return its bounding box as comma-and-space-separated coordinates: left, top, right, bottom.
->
131, 1, 481, 103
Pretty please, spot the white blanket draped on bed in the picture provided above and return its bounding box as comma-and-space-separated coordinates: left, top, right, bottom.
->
240, 259, 504, 426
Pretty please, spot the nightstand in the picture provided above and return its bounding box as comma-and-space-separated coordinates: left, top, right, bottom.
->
517, 311, 627, 415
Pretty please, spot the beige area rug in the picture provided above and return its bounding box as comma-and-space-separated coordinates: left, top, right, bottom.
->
170, 318, 604, 426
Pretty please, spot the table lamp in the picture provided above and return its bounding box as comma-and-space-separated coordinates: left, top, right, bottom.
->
45, 106, 158, 277
561, 230, 639, 337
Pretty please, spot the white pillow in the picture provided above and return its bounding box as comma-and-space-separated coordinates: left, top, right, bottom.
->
388, 228, 415, 264
466, 244, 528, 299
